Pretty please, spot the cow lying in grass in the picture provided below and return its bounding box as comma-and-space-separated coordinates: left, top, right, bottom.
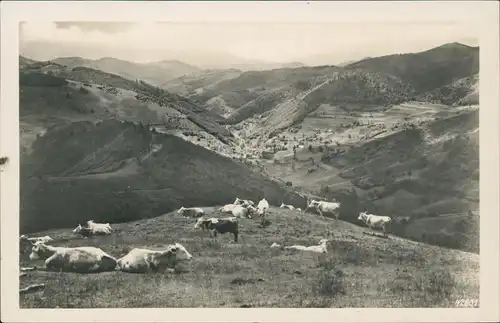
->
358, 211, 392, 237
73, 222, 112, 237
194, 217, 239, 242
231, 204, 256, 219
116, 243, 193, 273
234, 197, 255, 207
177, 206, 205, 218
271, 239, 330, 254
280, 202, 295, 211
306, 199, 341, 219
20, 235, 54, 253
20, 235, 53, 244
220, 204, 238, 213
29, 241, 117, 273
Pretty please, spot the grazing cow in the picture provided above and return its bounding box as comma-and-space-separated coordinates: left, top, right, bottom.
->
280, 202, 295, 211
219, 204, 238, 213
29, 241, 117, 273
283, 239, 329, 254
307, 199, 341, 219
116, 243, 193, 273
87, 220, 113, 232
73, 223, 111, 237
234, 197, 255, 207
358, 211, 392, 237
231, 205, 255, 219
194, 217, 239, 242
177, 206, 205, 218
256, 198, 270, 218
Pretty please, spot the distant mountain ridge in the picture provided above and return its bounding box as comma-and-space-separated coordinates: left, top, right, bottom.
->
50, 56, 201, 86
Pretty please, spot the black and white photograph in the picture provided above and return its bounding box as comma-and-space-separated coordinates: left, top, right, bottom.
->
1, 1, 499, 322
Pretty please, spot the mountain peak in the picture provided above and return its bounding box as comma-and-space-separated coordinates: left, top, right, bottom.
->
434, 42, 476, 50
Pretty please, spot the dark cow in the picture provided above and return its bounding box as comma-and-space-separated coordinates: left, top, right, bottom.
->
72, 224, 94, 238
194, 217, 239, 242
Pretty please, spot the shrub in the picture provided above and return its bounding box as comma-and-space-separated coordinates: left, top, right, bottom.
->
285, 181, 293, 187
313, 259, 346, 298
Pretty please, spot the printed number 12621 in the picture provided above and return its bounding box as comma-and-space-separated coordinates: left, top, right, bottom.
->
455, 298, 479, 307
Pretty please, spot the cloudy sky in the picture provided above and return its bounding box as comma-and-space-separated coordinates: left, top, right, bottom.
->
19, 21, 478, 67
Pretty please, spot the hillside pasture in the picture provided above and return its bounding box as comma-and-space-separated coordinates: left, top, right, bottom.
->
19, 207, 479, 308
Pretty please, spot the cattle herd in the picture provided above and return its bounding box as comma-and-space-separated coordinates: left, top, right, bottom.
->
19, 196, 392, 278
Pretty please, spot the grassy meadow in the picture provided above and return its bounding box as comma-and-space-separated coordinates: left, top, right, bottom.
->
20, 207, 479, 308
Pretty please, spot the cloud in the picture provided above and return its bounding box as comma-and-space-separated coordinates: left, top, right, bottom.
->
54, 22, 136, 34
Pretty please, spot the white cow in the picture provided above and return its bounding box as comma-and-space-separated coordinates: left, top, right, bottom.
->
307, 199, 341, 219
20, 235, 54, 254
73, 223, 111, 237
177, 206, 205, 218
219, 204, 238, 213
116, 243, 193, 273
257, 198, 270, 218
296, 208, 302, 212
234, 197, 255, 207
280, 202, 295, 211
283, 239, 329, 254
29, 241, 117, 273
358, 211, 392, 237
87, 220, 113, 232
231, 205, 255, 219
20, 235, 53, 244
270, 242, 282, 248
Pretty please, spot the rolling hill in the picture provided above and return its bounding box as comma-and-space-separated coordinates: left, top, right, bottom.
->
164, 65, 342, 122
20, 120, 305, 233
19, 58, 235, 156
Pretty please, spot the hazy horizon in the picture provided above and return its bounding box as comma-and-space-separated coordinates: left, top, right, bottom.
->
20, 21, 478, 68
